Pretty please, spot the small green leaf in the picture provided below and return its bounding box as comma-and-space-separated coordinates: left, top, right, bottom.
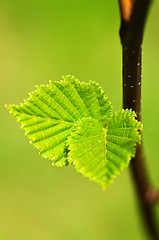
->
67, 110, 142, 188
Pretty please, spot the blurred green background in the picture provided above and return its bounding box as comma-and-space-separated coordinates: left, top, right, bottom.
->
1, 1, 159, 239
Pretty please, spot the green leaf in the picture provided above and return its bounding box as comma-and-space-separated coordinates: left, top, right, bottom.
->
67, 117, 108, 187
6, 75, 112, 167
6, 76, 142, 187
67, 109, 142, 188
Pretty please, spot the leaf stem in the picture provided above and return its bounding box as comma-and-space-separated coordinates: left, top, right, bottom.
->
118, 0, 159, 239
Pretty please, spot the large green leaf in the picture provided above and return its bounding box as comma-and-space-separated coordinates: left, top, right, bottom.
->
6, 75, 112, 167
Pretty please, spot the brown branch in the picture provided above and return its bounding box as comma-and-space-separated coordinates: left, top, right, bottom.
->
123, 0, 153, 47
118, 0, 159, 239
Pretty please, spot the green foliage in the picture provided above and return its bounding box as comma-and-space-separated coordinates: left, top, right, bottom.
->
6, 75, 142, 187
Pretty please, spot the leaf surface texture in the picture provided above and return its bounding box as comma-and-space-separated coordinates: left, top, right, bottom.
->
7, 76, 142, 187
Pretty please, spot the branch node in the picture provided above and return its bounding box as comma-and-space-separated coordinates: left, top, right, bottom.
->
119, 0, 133, 22
145, 188, 159, 203
118, 0, 133, 44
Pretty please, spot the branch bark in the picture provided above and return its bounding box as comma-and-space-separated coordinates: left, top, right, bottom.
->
118, 0, 159, 239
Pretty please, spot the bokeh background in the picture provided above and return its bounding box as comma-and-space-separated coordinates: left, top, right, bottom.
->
1, 1, 159, 239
